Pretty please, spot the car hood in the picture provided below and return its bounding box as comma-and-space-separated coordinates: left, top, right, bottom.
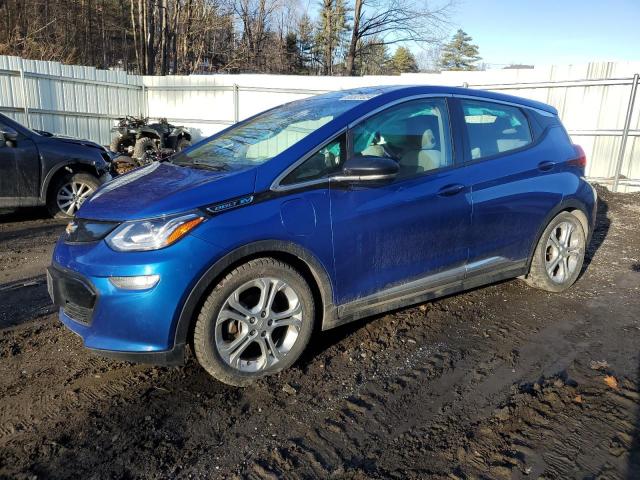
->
39, 131, 106, 151
77, 162, 257, 221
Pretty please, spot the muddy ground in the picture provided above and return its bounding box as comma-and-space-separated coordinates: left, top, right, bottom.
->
0, 186, 639, 479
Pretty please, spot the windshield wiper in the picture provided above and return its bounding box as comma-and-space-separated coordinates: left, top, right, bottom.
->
188, 160, 231, 172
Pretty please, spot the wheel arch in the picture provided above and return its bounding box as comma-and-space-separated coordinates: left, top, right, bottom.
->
176, 129, 191, 141
525, 199, 592, 271
41, 162, 100, 201
173, 240, 337, 352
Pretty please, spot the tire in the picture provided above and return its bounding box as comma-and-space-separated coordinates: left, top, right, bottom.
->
194, 258, 315, 386
109, 136, 122, 153
176, 137, 191, 152
133, 137, 158, 160
523, 211, 586, 292
46, 172, 100, 218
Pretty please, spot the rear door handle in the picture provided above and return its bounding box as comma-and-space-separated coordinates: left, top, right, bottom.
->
538, 161, 556, 171
437, 184, 465, 197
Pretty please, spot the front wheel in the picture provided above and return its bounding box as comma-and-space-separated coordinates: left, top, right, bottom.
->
47, 172, 100, 218
194, 258, 315, 386
523, 211, 586, 292
133, 137, 158, 161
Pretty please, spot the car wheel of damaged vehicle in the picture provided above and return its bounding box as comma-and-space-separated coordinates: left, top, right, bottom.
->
194, 258, 315, 386
47, 172, 100, 218
524, 211, 586, 292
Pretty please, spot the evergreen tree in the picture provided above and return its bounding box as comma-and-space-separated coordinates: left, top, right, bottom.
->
297, 13, 316, 73
356, 40, 391, 75
439, 29, 481, 71
391, 46, 418, 74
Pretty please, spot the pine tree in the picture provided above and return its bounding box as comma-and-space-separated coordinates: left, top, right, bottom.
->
356, 39, 391, 75
439, 29, 481, 71
391, 46, 418, 74
297, 13, 315, 72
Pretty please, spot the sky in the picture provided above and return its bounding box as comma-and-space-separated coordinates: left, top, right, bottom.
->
445, 0, 640, 67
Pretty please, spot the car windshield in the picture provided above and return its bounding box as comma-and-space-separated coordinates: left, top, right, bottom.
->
171, 93, 370, 170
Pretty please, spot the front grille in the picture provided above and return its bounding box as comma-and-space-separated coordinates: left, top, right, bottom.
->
47, 266, 97, 325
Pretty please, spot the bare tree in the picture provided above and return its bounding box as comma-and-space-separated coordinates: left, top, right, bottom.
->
345, 0, 452, 76
0, 0, 454, 76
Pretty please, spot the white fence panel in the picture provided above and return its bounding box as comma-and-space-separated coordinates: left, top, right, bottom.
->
0, 55, 638, 191
0, 55, 143, 145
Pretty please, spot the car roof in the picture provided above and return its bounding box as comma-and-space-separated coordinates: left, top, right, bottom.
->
315, 84, 558, 116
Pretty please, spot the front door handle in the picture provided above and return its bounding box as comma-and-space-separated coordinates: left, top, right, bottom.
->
538, 161, 556, 171
437, 184, 465, 197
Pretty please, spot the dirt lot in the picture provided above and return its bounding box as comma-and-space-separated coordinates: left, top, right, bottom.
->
0, 186, 639, 479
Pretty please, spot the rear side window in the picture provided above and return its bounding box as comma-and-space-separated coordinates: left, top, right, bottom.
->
461, 100, 532, 160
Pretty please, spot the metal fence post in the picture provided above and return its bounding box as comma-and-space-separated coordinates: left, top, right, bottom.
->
233, 84, 239, 123
18, 62, 30, 128
612, 73, 639, 192
140, 83, 146, 118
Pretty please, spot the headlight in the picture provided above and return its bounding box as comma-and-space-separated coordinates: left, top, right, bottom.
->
106, 213, 204, 252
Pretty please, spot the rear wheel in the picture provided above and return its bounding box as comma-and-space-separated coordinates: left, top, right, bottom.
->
524, 211, 586, 292
133, 137, 158, 161
47, 172, 100, 218
194, 258, 315, 386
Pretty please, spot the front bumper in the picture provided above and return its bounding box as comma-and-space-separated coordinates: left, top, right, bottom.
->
50, 233, 224, 365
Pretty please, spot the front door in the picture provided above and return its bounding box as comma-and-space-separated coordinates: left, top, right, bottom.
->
0, 118, 40, 204
330, 97, 472, 305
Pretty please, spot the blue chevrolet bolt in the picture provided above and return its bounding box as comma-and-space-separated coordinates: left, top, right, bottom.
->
49, 85, 597, 386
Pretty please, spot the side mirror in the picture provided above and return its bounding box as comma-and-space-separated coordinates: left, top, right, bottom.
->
333, 156, 399, 182
0, 126, 18, 142
0, 126, 17, 147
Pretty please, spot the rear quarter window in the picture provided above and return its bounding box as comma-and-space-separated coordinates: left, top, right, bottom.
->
461, 100, 533, 160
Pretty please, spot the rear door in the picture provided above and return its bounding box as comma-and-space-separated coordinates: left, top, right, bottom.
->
453, 97, 564, 270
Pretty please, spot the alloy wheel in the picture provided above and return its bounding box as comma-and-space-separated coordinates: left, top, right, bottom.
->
214, 277, 303, 372
56, 181, 95, 216
544, 221, 584, 284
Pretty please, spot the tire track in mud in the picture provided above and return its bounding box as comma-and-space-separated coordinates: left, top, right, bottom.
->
0, 316, 157, 445
243, 296, 542, 478
1, 186, 639, 479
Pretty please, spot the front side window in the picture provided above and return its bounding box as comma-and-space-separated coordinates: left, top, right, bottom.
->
461, 100, 532, 160
351, 98, 452, 178
280, 136, 344, 185
171, 94, 367, 172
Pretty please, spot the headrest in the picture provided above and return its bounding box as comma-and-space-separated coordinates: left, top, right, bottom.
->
422, 129, 436, 149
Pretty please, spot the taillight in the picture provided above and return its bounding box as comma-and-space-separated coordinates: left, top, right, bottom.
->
568, 144, 587, 168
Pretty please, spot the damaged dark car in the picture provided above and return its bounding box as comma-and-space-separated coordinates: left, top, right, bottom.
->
0, 113, 112, 218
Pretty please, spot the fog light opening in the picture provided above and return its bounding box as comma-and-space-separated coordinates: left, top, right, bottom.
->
109, 274, 160, 290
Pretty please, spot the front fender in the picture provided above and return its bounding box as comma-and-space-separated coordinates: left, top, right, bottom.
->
172, 239, 337, 350
136, 127, 161, 140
